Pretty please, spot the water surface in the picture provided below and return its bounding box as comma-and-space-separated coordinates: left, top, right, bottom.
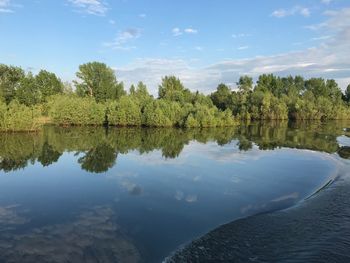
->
0, 121, 349, 262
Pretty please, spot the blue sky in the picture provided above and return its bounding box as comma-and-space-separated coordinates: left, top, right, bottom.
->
1, 0, 350, 94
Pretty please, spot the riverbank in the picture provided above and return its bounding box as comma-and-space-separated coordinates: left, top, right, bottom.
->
166, 160, 350, 263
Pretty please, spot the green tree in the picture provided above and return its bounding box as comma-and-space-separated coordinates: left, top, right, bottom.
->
158, 76, 192, 103
210, 83, 231, 110
74, 62, 125, 102
0, 64, 25, 104
35, 70, 63, 101
237, 76, 253, 93
344, 84, 350, 103
16, 73, 42, 106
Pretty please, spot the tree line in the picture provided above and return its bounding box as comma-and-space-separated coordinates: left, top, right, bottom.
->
1, 62, 350, 131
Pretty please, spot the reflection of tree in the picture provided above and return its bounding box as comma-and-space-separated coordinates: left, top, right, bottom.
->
78, 143, 117, 173
0, 121, 349, 173
38, 142, 62, 167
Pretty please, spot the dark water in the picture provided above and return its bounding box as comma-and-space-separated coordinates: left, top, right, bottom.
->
0, 121, 349, 263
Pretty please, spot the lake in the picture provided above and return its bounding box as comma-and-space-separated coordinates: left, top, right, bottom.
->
0, 121, 349, 262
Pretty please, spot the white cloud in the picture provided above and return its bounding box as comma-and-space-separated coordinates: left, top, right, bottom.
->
68, 0, 108, 16
172, 27, 182, 37
321, 0, 333, 4
0, 0, 13, 13
116, 8, 350, 94
232, 33, 251, 38
195, 46, 203, 51
172, 27, 198, 36
272, 6, 311, 18
184, 28, 198, 34
109, 19, 115, 24
237, 46, 249, 50
138, 13, 146, 18
104, 28, 141, 50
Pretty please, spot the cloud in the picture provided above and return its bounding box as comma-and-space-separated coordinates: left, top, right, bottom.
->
232, 33, 252, 38
184, 28, 198, 34
104, 28, 141, 50
321, 0, 333, 4
172, 27, 198, 36
116, 8, 350, 94
0, 0, 13, 13
237, 46, 249, 50
271, 6, 311, 18
138, 13, 146, 18
172, 27, 182, 36
68, 0, 108, 16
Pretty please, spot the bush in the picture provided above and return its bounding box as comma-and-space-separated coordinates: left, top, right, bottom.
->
48, 95, 105, 126
0, 100, 41, 132
107, 96, 142, 126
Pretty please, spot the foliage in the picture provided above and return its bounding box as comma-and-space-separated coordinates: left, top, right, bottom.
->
0, 100, 41, 132
107, 96, 142, 126
75, 62, 125, 102
48, 95, 105, 126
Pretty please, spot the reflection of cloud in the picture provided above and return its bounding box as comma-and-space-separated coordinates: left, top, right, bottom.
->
0, 206, 141, 262
0, 205, 28, 229
175, 191, 184, 201
175, 191, 197, 203
185, 195, 198, 203
122, 181, 143, 196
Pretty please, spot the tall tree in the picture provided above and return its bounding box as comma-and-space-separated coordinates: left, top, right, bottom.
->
345, 84, 350, 103
35, 70, 63, 101
158, 76, 192, 103
237, 76, 253, 93
74, 62, 125, 102
0, 64, 25, 104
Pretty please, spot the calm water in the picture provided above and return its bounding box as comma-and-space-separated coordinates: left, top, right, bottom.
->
0, 122, 349, 262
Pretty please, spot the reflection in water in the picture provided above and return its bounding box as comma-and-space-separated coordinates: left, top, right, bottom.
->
0, 121, 349, 174
0, 121, 349, 262
0, 206, 140, 263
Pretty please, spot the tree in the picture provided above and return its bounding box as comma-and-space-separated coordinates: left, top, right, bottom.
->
0, 64, 25, 104
158, 76, 192, 103
237, 76, 253, 93
74, 62, 125, 102
16, 73, 41, 106
344, 84, 350, 103
210, 83, 231, 110
35, 70, 63, 101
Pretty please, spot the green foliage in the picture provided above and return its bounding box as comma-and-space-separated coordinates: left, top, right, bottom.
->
237, 76, 253, 93
35, 70, 64, 101
16, 73, 42, 106
0, 100, 41, 132
0, 64, 25, 104
48, 95, 105, 126
107, 96, 142, 126
75, 62, 125, 102
158, 76, 192, 104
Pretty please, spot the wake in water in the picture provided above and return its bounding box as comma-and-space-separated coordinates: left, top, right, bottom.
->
167, 163, 350, 263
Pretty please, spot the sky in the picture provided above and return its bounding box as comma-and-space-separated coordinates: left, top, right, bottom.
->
0, 0, 350, 94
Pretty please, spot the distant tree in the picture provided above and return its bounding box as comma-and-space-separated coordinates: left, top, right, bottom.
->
35, 70, 63, 101
0, 64, 25, 104
237, 76, 253, 93
344, 84, 350, 103
74, 62, 125, 102
158, 76, 192, 103
16, 73, 41, 106
210, 83, 231, 110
